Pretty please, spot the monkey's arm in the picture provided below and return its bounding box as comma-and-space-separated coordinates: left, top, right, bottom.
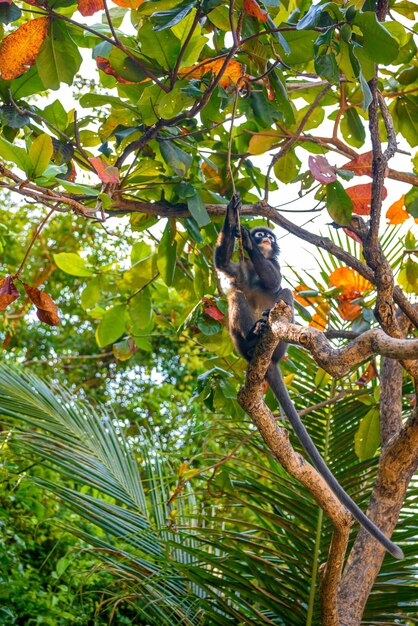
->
214, 194, 241, 277
241, 228, 282, 290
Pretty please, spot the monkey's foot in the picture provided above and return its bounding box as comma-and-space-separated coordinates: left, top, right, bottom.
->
248, 317, 268, 339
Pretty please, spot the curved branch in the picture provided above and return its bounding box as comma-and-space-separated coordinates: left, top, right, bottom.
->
268, 301, 418, 378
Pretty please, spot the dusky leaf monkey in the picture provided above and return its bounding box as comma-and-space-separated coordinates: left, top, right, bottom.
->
214, 194, 403, 559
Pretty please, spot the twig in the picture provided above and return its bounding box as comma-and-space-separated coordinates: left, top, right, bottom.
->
12, 206, 57, 278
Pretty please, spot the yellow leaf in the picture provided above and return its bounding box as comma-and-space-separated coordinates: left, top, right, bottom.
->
0, 17, 49, 81
248, 130, 281, 155
180, 58, 245, 88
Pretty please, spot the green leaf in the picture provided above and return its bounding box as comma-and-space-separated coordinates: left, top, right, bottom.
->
0, 135, 31, 173
151, 0, 196, 31
353, 12, 399, 64
341, 108, 366, 148
326, 181, 353, 225
79, 93, 138, 113
392, 97, 418, 147
0, 2, 21, 24
81, 278, 101, 310
0, 104, 29, 128
296, 3, 328, 29
96, 304, 126, 347
359, 71, 373, 111
354, 408, 380, 461
187, 192, 211, 227
273, 149, 301, 184
108, 48, 150, 82
280, 30, 316, 65
36, 21, 83, 90
42, 100, 68, 131
137, 20, 180, 70
157, 222, 177, 286
29, 134, 53, 177
314, 52, 339, 83
54, 179, 99, 196
159, 140, 192, 176
128, 291, 152, 330
53, 252, 94, 277
131, 241, 152, 264
124, 256, 156, 290
405, 186, 418, 218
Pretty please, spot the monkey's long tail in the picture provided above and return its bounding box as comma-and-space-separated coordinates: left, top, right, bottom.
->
265, 364, 404, 560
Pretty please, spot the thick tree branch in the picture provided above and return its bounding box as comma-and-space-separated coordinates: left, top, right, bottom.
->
261, 302, 418, 378
237, 310, 352, 624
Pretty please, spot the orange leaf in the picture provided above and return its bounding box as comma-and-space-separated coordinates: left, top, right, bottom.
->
0, 276, 20, 311
356, 361, 377, 387
23, 283, 60, 326
337, 297, 361, 321
345, 183, 387, 216
180, 58, 244, 88
201, 161, 223, 187
386, 195, 409, 225
111, 0, 144, 7
329, 267, 372, 296
294, 284, 322, 307
243, 0, 268, 21
96, 56, 135, 84
341, 151, 373, 177
78, 0, 104, 16
310, 301, 330, 330
89, 156, 119, 183
0, 17, 49, 80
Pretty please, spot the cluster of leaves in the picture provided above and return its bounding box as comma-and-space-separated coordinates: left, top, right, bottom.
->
0, 363, 417, 626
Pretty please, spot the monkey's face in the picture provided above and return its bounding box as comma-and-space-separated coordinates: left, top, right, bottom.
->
251, 228, 279, 257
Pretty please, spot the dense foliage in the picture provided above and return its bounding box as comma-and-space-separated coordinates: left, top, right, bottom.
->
0, 0, 417, 624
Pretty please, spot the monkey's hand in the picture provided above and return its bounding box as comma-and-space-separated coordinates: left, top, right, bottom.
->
241, 227, 253, 251
225, 193, 241, 230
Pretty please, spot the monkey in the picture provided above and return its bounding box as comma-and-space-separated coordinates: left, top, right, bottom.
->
214, 193, 403, 560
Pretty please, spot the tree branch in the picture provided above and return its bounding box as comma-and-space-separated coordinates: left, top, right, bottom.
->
237, 308, 352, 623
267, 301, 418, 377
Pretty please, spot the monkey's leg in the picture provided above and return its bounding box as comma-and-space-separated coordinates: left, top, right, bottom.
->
228, 290, 258, 360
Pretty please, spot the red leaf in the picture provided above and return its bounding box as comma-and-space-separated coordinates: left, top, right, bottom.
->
243, 0, 268, 21
89, 156, 119, 183
308, 155, 337, 183
0, 0, 13, 5
23, 283, 60, 326
203, 305, 224, 321
346, 183, 388, 216
343, 227, 363, 244
78, 0, 104, 16
0, 276, 20, 311
341, 151, 373, 177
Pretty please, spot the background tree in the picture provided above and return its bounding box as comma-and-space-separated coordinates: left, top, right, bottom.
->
0, 0, 417, 624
